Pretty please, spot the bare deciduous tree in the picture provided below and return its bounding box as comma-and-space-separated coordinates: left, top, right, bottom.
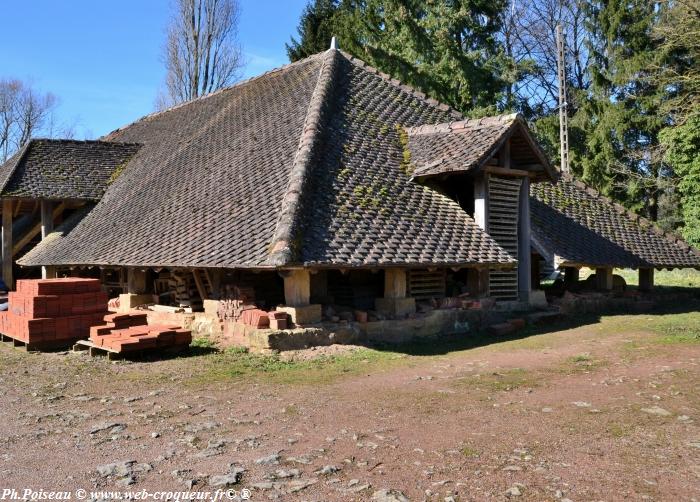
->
161, 0, 244, 107
501, 0, 590, 116
0, 79, 61, 162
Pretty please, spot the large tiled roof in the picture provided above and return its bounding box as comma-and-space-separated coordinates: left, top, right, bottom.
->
20, 49, 514, 269
406, 114, 554, 180
0, 139, 140, 200
297, 54, 514, 267
530, 176, 700, 269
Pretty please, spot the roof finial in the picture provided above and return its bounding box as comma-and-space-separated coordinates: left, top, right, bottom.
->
330, 36, 339, 51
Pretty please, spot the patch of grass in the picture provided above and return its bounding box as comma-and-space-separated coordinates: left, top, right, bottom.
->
191, 337, 218, 349
188, 347, 403, 386
580, 267, 700, 288
647, 312, 700, 344
454, 368, 539, 392
460, 445, 480, 457
559, 352, 608, 374
608, 422, 634, 438
570, 352, 593, 363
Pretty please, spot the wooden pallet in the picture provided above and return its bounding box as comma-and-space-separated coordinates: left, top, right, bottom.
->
73, 339, 189, 360
0, 332, 76, 352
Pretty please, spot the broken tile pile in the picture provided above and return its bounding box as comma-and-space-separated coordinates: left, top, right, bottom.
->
0, 278, 108, 347
89, 313, 192, 353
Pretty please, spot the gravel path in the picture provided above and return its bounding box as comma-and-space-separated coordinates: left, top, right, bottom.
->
0, 321, 698, 501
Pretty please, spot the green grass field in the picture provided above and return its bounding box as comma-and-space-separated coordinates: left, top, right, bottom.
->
579, 267, 700, 288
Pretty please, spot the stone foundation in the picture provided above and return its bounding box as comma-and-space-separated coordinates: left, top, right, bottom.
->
223, 307, 496, 352
275, 304, 322, 325
556, 291, 656, 314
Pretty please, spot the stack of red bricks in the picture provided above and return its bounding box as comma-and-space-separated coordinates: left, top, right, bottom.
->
0, 278, 108, 348
239, 309, 289, 330
89, 313, 192, 353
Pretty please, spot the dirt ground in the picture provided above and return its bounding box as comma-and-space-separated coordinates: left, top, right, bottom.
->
0, 309, 699, 501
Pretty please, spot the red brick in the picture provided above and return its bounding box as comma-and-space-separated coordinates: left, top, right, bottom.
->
242, 309, 269, 328
353, 310, 368, 323
174, 329, 192, 346
155, 331, 176, 346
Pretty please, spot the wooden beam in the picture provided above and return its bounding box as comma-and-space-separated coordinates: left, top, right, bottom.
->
40, 200, 56, 279
283, 269, 311, 307
2, 200, 13, 288
384, 268, 407, 299
473, 176, 488, 231
467, 268, 489, 297
639, 268, 654, 292
484, 166, 533, 178
516, 163, 545, 171
564, 267, 579, 288
595, 267, 613, 291
310, 269, 328, 302
517, 177, 531, 302
127, 268, 147, 294
207, 269, 223, 299
13, 202, 66, 256
500, 138, 511, 169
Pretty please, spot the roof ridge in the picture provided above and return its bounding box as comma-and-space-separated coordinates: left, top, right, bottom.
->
101, 53, 326, 141
0, 141, 32, 194
561, 173, 700, 257
266, 49, 340, 266
28, 138, 142, 147
405, 113, 521, 136
339, 51, 463, 121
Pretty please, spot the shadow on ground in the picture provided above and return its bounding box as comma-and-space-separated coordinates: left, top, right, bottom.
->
369, 291, 700, 357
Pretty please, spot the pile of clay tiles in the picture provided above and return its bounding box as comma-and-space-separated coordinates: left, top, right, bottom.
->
89, 313, 192, 353
240, 309, 288, 329
0, 278, 108, 348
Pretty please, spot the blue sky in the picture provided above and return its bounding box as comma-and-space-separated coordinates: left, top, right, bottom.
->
1, 0, 309, 139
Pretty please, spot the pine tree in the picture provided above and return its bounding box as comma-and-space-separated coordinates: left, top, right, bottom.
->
336, 0, 512, 115
578, 0, 668, 220
654, 0, 700, 244
286, 0, 343, 62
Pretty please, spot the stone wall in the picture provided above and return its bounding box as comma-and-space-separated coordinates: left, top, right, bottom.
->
222, 307, 496, 353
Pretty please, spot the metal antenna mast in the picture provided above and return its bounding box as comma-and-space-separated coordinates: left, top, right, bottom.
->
556, 24, 570, 175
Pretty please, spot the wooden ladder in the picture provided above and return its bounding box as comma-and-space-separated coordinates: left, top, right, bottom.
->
192, 269, 214, 301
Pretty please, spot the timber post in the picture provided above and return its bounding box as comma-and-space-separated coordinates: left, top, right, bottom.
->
2, 199, 13, 288
40, 200, 56, 279
595, 267, 613, 291
639, 268, 654, 292
518, 176, 531, 303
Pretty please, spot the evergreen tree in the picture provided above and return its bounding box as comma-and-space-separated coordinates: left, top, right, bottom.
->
286, 0, 343, 61
289, 0, 512, 115
578, 0, 668, 220
654, 0, 700, 244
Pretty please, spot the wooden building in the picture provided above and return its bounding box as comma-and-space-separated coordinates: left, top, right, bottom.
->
2, 47, 698, 336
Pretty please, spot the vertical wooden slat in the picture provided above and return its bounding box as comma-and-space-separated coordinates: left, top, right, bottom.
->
488, 175, 522, 301
517, 177, 531, 302
639, 268, 654, 292
40, 200, 56, 279
2, 199, 13, 288
384, 268, 407, 299
283, 269, 311, 307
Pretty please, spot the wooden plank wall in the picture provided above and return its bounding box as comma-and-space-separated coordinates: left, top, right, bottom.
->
408, 269, 447, 301
487, 175, 522, 301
